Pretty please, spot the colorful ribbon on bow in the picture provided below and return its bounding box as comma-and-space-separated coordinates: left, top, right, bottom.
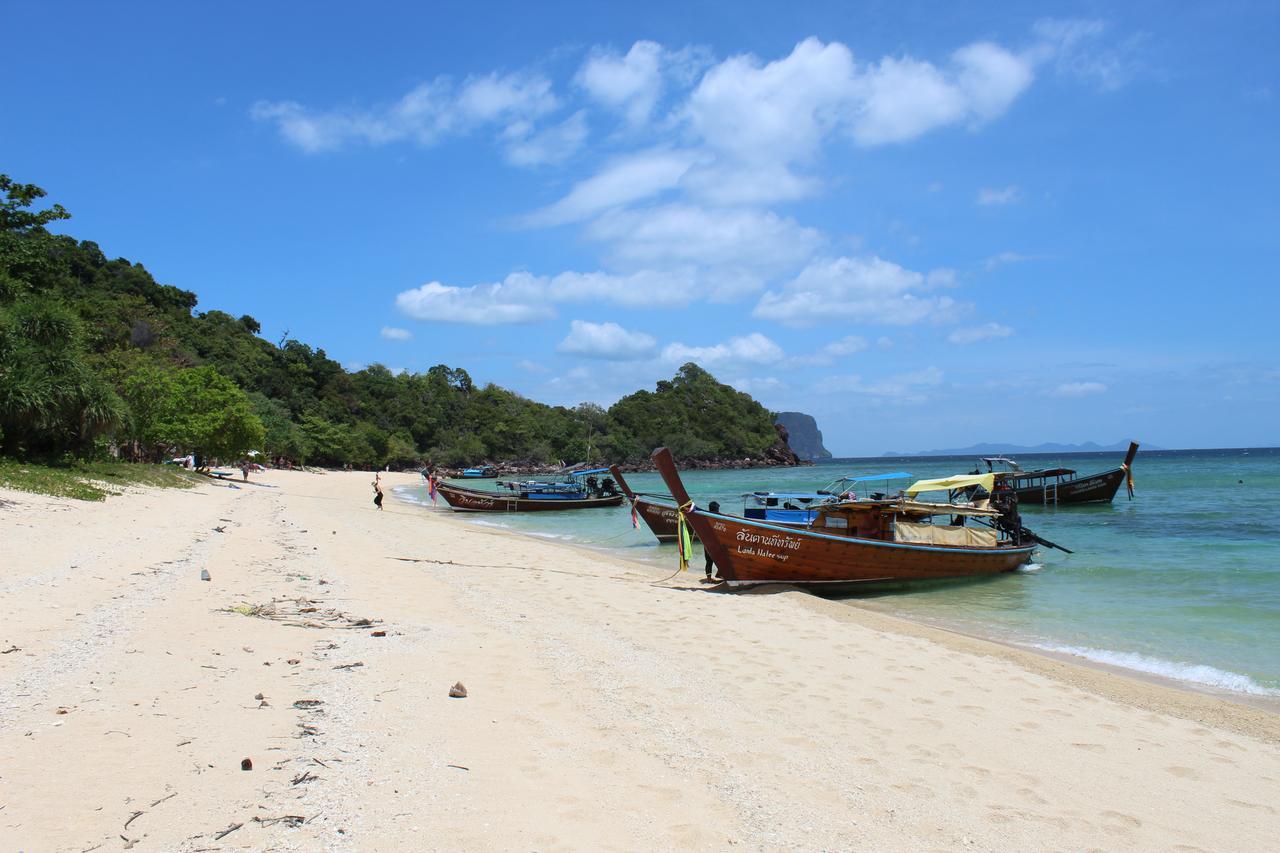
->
676, 500, 694, 572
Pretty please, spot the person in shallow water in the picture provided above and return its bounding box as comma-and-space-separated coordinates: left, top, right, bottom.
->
702, 501, 721, 582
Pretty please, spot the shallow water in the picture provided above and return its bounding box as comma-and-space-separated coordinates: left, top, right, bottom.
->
398, 447, 1280, 697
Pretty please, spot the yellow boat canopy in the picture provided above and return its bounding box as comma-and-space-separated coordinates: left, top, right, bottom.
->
905, 473, 995, 496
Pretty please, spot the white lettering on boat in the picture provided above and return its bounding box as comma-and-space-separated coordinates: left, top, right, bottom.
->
734, 530, 802, 550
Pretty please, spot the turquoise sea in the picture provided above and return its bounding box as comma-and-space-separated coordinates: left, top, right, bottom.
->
398, 447, 1280, 699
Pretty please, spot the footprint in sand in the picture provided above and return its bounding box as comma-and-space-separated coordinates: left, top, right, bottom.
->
1071, 743, 1106, 753
1165, 766, 1200, 779
1100, 809, 1142, 830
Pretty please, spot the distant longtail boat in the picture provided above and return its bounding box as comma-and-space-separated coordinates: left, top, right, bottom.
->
436, 467, 625, 512
981, 441, 1139, 505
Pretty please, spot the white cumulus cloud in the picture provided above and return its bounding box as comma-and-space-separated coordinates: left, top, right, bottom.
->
394, 269, 698, 325
575, 41, 666, 126
754, 256, 964, 327
394, 277, 554, 325
662, 332, 784, 367
556, 320, 658, 360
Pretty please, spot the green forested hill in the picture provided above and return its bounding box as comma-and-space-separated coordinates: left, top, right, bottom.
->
0, 175, 787, 469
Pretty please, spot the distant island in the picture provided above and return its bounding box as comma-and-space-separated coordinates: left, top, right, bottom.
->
774, 412, 832, 461
881, 440, 1157, 458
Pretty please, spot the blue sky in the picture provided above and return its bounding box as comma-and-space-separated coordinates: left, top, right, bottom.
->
4, 1, 1277, 454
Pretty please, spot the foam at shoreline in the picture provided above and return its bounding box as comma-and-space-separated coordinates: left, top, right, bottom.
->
1033, 643, 1279, 697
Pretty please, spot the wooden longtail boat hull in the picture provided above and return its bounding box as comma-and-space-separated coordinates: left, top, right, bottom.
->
608, 465, 697, 543
691, 512, 1033, 586
1007, 442, 1139, 506
635, 497, 692, 543
436, 482, 624, 512
1011, 465, 1127, 505
651, 448, 1034, 589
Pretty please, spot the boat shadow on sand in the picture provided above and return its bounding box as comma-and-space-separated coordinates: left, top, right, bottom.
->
668, 571, 1022, 600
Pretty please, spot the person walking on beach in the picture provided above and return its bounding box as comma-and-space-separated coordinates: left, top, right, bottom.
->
372, 472, 384, 510
702, 501, 721, 582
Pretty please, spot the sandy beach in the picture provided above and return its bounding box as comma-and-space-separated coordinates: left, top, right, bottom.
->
1, 469, 1278, 851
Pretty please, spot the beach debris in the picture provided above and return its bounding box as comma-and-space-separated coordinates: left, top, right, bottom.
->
200, 569, 211, 581
214, 821, 244, 840
120, 835, 137, 849
241, 757, 253, 771
287, 658, 301, 665
123, 810, 144, 829
296, 723, 320, 738
254, 814, 306, 828
446, 764, 469, 771
449, 682, 468, 698
371, 630, 387, 638
333, 661, 364, 670
293, 699, 324, 710
150, 792, 177, 807
1, 645, 20, 654
254, 692, 264, 700
218, 597, 380, 630
291, 770, 318, 785
213, 525, 226, 533
55, 706, 71, 715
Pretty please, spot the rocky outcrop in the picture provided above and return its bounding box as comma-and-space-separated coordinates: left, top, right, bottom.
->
773, 412, 832, 461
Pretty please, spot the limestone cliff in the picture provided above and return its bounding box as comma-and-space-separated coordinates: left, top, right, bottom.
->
773, 412, 832, 461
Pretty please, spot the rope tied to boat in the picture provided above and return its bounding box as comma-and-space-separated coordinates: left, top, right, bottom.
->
676, 500, 695, 572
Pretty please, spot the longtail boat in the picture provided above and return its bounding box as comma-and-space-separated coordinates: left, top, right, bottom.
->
652, 447, 1041, 591
609, 465, 693, 543
981, 441, 1139, 505
437, 467, 624, 512
461, 465, 498, 479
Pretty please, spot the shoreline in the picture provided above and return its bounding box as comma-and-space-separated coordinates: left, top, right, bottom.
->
4, 469, 1278, 850
400, 489, 1280, 739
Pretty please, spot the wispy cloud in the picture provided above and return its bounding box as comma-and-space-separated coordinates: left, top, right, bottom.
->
976, 185, 1021, 205
949, 322, 1013, 344
380, 326, 412, 341
251, 70, 559, 157
1051, 381, 1108, 397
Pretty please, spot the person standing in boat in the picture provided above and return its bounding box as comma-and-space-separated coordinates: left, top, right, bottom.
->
702, 501, 721, 582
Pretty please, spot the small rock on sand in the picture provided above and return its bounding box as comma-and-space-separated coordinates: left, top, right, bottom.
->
449, 682, 468, 698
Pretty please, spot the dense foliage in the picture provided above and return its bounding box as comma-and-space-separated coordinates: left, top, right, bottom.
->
0, 174, 784, 468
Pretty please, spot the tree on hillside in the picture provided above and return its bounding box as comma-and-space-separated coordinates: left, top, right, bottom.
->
124, 365, 264, 462
0, 295, 125, 456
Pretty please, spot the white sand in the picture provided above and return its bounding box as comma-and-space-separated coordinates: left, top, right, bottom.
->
1, 469, 1277, 851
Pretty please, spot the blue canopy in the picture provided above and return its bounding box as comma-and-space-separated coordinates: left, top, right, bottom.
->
839, 471, 913, 482
568, 467, 611, 477
746, 491, 827, 499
